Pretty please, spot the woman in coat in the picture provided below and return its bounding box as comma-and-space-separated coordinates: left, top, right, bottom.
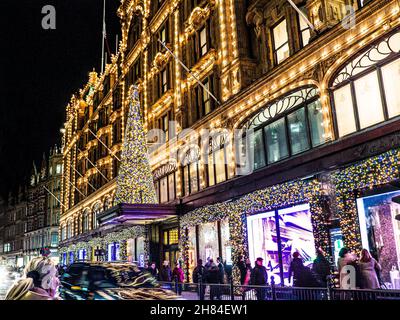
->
5, 256, 61, 300
359, 249, 382, 289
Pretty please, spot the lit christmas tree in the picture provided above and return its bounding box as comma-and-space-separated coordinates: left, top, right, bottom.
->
114, 86, 158, 204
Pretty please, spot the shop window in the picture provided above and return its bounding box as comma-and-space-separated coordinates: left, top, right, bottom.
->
298, 6, 311, 47
331, 30, 400, 137
242, 86, 327, 170
272, 19, 289, 64
356, 190, 400, 286
247, 203, 316, 286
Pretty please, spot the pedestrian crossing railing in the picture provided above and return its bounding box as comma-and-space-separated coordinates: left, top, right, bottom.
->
153, 277, 400, 301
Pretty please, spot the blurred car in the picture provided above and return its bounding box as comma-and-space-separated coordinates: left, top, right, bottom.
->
59, 262, 179, 300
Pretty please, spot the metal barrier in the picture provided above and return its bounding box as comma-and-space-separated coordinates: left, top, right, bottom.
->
155, 277, 400, 301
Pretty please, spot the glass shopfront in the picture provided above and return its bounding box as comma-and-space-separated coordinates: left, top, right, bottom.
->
198, 222, 219, 262
107, 242, 120, 262
247, 203, 316, 285
126, 237, 145, 266
356, 190, 400, 288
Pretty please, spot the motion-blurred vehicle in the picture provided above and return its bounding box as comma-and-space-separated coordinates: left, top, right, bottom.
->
59, 262, 179, 300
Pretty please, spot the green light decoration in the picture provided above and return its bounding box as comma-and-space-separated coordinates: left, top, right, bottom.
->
114, 85, 158, 205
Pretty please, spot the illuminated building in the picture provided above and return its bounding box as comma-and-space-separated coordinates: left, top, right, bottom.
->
59, 0, 400, 287
23, 147, 63, 265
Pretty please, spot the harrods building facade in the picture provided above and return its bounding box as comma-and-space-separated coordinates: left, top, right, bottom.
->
59, 0, 400, 287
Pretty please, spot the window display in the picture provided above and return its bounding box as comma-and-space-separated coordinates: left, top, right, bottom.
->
356, 191, 400, 286
247, 204, 316, 285
198, 221, 219, 262
187, 226, 197, 274
220, 218, 232, 265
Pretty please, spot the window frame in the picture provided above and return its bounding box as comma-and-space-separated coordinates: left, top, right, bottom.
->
271, 18, 290, 65
330, 53, 400, 139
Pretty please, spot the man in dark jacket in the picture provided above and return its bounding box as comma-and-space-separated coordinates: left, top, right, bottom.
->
250, 257, 268, 300
159, 260, 172, 282
288, 252, 304, 286
216, 257, 225, 284
206, 262, 221, 300
312, 249, 331, 287
192, 259, 206, 300
147, 262, 159, 278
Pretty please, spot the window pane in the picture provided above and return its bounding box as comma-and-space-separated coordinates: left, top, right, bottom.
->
354, 71, 384, 129
381, 58, 400, 118
203, 80, 211, 115
208, 153, 215, 186
215, 148, 226, 184
288, 108, 310, 155
251, 130, 266, 170
200, 27, 207, 56
333, 84, 356, 137
190, 163, 198, 193
307, 100, 328, 147
273, 20, 289, 64
168, 173, 175, 201
273, 20, 288, 49
160, 176, 168, 203
264, 118, 288, 164
301, 29, 311, 47
183, 167, 189, 196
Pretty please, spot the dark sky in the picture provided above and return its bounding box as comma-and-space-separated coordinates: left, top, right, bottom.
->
0, 0, 121, 199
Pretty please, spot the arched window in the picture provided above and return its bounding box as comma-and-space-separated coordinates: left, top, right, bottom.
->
104, 196, 113, 210
206, 131, 229, 187
82, 209, 90, 232
66, 221, 72, 239
240, 86, 328, 170
92, 203, 101, 229
153, 161, 177, 203
181, 147, 200, 196
331, 30, 400, 137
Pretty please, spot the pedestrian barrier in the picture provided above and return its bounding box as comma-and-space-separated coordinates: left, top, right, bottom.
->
154, 276, 400, 301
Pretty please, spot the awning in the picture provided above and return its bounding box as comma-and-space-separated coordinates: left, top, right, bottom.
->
97, 203, 177, 226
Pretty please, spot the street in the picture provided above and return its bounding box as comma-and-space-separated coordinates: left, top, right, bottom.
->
0, 276, 15, 300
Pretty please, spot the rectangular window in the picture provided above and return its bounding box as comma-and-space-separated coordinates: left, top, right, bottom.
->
287, 107, 310, 155
307, 100, 328, 147
160, 176, 168, 203
202, 79, 211, 115
299, 7, 311, 47
272, 20, 289, 64
381, 59, 400, 118
183, 167, 190, 196
189, 162, 199, 193
154, 182, 160, 202
215, 148, 226, 184
334, 84, 357, 137
208, 153, 215, 187
251, 129, 266, 170
264, 118, 289, 164
199, 26, 208, 57
354, 71, 384, 129
161, 68, 168, 94
168, 173, 175, 201
169, 229, 179, 245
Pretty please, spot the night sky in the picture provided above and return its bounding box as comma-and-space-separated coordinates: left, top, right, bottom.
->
0, 1, 121, 199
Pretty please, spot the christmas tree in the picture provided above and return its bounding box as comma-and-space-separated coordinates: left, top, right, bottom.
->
114, 86, 158, 204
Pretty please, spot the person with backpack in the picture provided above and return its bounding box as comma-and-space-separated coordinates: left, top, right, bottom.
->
312, 248, 331, 287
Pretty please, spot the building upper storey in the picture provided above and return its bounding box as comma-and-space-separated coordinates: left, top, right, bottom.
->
60, 0, 400, 227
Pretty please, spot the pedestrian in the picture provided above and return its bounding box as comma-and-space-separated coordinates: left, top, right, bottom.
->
312, 248, 331, 287
237, 255, 248, 285
205, 257, 212, 270
206, 260, 221, 300
359, 249, 382, 289
172, 262, 185, 295
288, 252, 304, 287
147, 261, 159, 278
216, 257, 225, 284
192, 259, 206, 300
250, 257, 268, 300
5, 256, 61, 300
159, 260, 172, 282
337, 247, 361, 289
